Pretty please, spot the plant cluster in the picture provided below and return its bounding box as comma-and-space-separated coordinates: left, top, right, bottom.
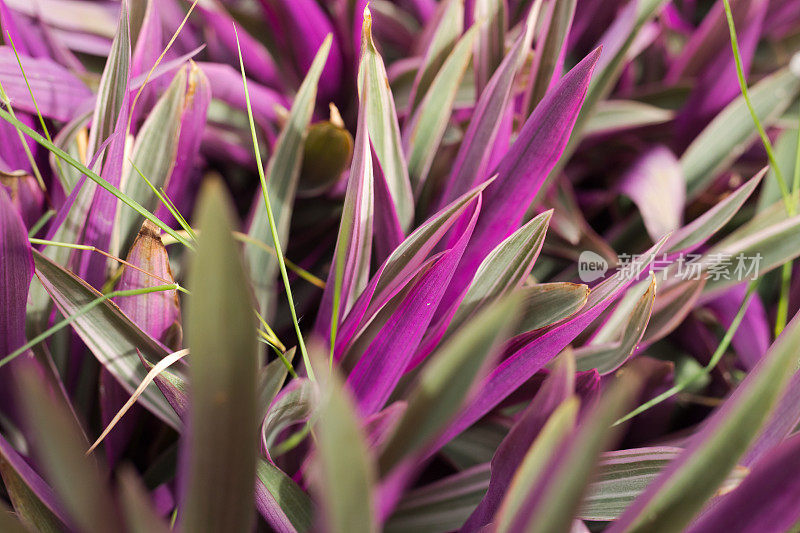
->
2, 0, 800, 531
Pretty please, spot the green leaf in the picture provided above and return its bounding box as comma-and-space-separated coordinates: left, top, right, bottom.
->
473, 0, 507, 94
583, 99, 674, 136
610, 312, 800, 533
32, 250, 180, 427
117, 65, 188, 253
256, 459, 314, 532
514, 282, 590, 333
578, 448, 747, 521
525, 0, 575, 112
17, 367, 118, 533
312, 361, 377, 533
449, 210, 552, 334
494, 397, 580, 532
379, 294, 522, 475
358, 7, 414, 230
246, 36, 331, 317
87, 3, 131, 155
259, 348, 296, 419
665, 169, 764, 253
0, 498, 32, 533
681, 67, 800, 197
506, 374, 640, 533
410, 0, 465, 110
261, 378, 318, 457
405, 25, 478, 190
385, 463, 491, 533
700, 205, 800, 295
0, 447, 63, 533
575, 276, 657, 374
182, 178, 259, 533
118, 468, 171, 533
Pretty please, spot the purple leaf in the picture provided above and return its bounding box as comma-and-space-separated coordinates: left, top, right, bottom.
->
259, 0, 343, 100
0, 185, 46, 423
619, 146, 685, 242
442, 47, 601, 309
199, 62, 287, 125
347, 197, 481, 416
314, 76, 374, 346
705, 283, 769, 369
608, 312, 800, 533
157, 61, 211, 228
335, 181, 490, 358
0, 47, 92, 121
686, 432, 800, 533
197, 4, 282, 89
437, 10, 534, 210
431, 237, 665, 453
0, 432, 69, 530
463, 353, 576, 531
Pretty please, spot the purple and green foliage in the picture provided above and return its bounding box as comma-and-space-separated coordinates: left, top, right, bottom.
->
2, 0, 800, 531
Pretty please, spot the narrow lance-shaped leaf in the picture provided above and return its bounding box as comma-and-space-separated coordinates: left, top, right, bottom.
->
699, 209, 800, 295
157, 61, 211, 227
404, 25, 477, 190
407, 0, 464, 111
575, 275, 657, 375
358, 6, 414, 231
448, 210, 552, 333
51, 5, 132, 293
432, 237, 665, 453
312, 356, 377, 533
608, 312, 800, 533
685, 432, 800, 533
260, 378, 317, 461
0, 433, 68, 532
681, 67, 800, 197
473, 0, 507, 95
494, 397, 580, 532
347, 198, 481, 415
45, 3, 131, 291
464, 352, 576, 531
181, 179, 259, 533
573, 0, 668, 138
32, 250, 180, 427
437, 6, 536, 209
246, 36, 331, 317
664, 168, 764, 254
0, 185, 42, 420
442, 47, 601, 310
117, 65, 188, 253
523, 0, 576, 112
314, 76, 374, 348
583, 99, 674, 136
256, 458, 314, 533
410, 209, 552, 367
335, 180, 490, 358
379, 294, 523, 475
503, 374, 640, 533
16, 366, 118, 533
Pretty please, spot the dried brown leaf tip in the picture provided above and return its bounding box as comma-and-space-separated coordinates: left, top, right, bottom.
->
115, 220, 183, 349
